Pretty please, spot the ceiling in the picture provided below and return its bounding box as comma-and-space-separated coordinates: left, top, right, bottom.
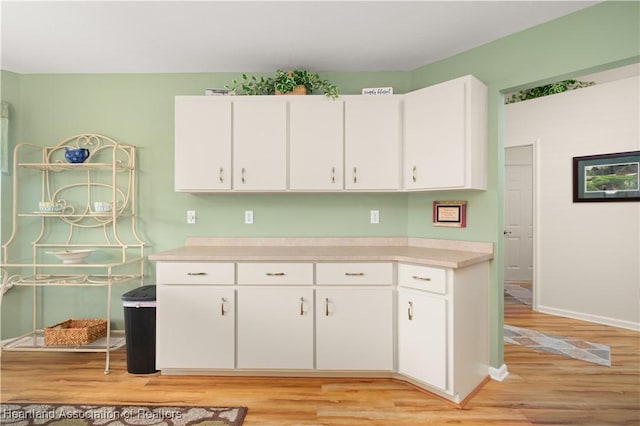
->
1, 1, 599, 74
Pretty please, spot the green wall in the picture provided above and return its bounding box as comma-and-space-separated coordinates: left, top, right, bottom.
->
1, 1, 638, 369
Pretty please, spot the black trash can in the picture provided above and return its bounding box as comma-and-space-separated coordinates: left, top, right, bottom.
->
121, 285, 157, 374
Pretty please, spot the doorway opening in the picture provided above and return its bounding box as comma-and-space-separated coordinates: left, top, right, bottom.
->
504, 145, 534, 309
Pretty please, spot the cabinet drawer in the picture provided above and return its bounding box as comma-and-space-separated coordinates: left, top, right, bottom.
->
316, 262, 393, 285
237, 262, 313, 285
156, 262, 235, 285
398, 264, 447, 294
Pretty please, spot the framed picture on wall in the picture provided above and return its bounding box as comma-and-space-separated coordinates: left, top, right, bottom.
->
573, 151, 640, 202
433, 200, 467, 227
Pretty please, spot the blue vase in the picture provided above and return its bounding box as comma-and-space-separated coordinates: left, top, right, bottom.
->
64, 148, 90, 163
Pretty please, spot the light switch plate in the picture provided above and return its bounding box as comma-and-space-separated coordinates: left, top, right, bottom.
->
187, 210, 196, 224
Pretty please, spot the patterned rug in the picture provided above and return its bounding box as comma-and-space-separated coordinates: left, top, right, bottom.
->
504, 282, 532, 306
0, 403, 247, 425
504, 282, 611, 367
504, 324, 611, 367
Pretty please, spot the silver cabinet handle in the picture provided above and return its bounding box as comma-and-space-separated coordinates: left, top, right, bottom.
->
353, 166, 357, 183
241, 167, 246, 184
187, 272, 207, 276
266, 272, 285, 276
300, 297, 305, 316
408, 301, 413, 321
412, 165, 417, 183
221, 297, 227, 316
325, 297, 330, 316
219, 167, 224, 183
331, 167, 336, 184
345, 272, 364, 277
412, 275, 431, 281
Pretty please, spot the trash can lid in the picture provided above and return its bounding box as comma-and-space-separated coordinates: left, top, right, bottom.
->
121, 285, 156, 302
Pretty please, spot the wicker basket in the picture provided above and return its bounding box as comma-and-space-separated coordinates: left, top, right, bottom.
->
44, 319, 107, 346
275, 84, 307, 96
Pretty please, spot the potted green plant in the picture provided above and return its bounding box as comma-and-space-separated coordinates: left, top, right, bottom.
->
226, 69, 339, 99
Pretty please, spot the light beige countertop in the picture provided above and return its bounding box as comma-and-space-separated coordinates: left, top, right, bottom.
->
149, 237, 493, 269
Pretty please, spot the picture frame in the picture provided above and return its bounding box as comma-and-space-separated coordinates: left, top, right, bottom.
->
433, 200, 467, 227
572, 151, 640, 202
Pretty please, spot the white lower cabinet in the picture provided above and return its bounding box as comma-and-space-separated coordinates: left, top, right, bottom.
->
316, 288, 393, 371
397, 262, 489, 402
398, 289, 447, 390
156, 285, 235, 369
155, 259, 489, 404
237, 287, 314, 369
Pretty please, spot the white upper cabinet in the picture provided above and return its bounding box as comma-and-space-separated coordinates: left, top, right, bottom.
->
233, 99, 288, 191
344, 97, 401, 190
289, 98, 344, 190
403, 75, 487, 190
174, 75, 488, 193
174, 97, 232, 192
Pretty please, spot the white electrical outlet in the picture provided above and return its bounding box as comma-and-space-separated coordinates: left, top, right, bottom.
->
370, 210, 380, 224
244, 210, 254, 225
187, 210, 196, 224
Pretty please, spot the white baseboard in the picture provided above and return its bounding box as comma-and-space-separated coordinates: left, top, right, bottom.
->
488, 364, 509, 382
538, 305, 640, 331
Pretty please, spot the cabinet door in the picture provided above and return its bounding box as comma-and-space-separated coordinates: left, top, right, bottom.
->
156, 285, 235, 369
233, 100, 287, 190
174, 97, 231, 191
289, 99, 344, 190
398, 290, 448, 390
344, 97, 401, 190
237, 287, 314, 369
316, 288, 393, 370
404, 75, 487, 190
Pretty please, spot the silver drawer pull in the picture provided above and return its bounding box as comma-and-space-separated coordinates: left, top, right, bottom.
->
266, 272, 286, 276
345, 272, 365, 277
408, 301, 413, 321
412, 275, 431, 281
187, 272, 207, 276
221, 297, 227, 316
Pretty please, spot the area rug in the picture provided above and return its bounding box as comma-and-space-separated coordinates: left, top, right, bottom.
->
504, 282, 532, 306
0, 403, 247, 426
504, 324, 611, 367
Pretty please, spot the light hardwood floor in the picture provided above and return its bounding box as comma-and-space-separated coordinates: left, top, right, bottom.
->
2, 298, 638, 425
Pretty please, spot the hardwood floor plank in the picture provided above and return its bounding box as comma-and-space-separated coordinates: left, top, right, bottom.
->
2, 299, 639, 425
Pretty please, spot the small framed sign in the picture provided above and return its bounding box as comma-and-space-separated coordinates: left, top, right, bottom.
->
361, 87, 393, 95
433, 200, 467, 228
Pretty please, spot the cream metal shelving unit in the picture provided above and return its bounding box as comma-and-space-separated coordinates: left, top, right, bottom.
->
0, 134, 145, 374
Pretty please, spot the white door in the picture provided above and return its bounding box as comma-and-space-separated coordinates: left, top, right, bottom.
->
174, 97, 232, 191
156, 285, 235, 369
237, 287, 314, 369
504, 146, 534, 282
344, 97, 401, 190
233, 100, 287, 190
316, 288, 393, 371
398, 289, 447, 390
289, 99, 344, 190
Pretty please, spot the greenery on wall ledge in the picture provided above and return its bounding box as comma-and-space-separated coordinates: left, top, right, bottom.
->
505, 79, 595, 104
226, 69, 339, 99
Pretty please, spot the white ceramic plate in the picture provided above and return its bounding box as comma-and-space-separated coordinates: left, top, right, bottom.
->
47, 249, 95, 264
